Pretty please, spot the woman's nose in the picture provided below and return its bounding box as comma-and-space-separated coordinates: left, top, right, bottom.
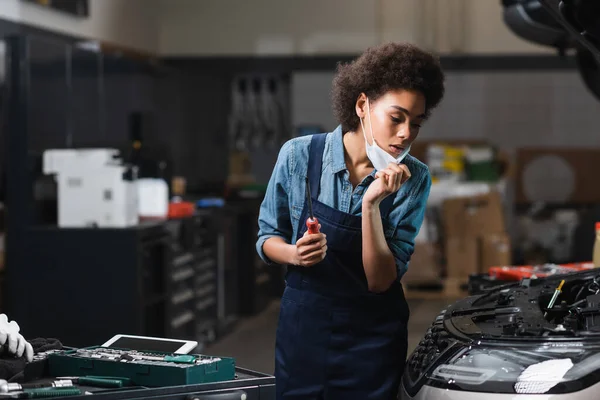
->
397, 125, 408, 138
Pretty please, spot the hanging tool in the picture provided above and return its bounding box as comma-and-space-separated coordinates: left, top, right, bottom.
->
250, 77, 266, 149
544, 279, 566, 318
305, 177, 319, 234
263, 76, 287, 149
261, 77, 277, 149
229, 78, 251, 151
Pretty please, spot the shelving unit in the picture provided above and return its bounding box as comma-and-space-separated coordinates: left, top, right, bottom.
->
5, 214, 225, 349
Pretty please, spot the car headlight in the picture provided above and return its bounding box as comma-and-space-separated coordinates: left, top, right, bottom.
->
403, 310, 461, 393
425, 342, 600, 394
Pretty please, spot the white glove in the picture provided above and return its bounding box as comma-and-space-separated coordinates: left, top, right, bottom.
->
0, 314, 33, 362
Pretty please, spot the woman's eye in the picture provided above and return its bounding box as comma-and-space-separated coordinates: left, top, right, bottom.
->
391, 117, 401, 123
411, 123, 422, 129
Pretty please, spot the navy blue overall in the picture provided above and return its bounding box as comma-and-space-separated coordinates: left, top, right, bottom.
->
275, 133, 410, 399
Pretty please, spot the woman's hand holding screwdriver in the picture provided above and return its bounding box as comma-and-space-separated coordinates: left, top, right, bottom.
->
292, 224, 327, 267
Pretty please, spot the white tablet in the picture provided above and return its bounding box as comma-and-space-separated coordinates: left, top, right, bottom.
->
101, 334, 198, 354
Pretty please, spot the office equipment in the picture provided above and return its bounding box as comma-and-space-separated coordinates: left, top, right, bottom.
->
101, 335, 197, 354
43, 148, 138, 228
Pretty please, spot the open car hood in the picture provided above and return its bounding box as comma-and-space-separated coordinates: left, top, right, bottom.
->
504, 1, 600, 100
403, 269, 600, 396
539, 0, 600, 59
448, 269, 600, 340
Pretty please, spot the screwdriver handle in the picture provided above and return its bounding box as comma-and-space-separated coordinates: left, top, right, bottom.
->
164, 355, 197, 364
306, 217, 320, 234
78, 377, 124, 388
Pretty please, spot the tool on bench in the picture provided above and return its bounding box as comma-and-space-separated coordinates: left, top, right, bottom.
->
127, 353, 197, 364
76, 348, 198, 364
31, 350, 62, 363
0, 387, 82, 399
0, 380, 73, 393
55, 376, 128, 388
305, 177, 319, 234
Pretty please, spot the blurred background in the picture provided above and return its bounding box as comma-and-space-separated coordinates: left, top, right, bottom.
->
0, 0, 599, 375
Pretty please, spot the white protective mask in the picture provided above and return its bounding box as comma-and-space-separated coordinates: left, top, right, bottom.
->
360, 98, 411, 171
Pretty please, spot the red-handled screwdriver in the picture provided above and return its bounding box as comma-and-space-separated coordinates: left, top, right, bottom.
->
305, 177, 320, 234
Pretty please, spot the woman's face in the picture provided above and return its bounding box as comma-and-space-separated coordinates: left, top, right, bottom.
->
356, 89, 426, 157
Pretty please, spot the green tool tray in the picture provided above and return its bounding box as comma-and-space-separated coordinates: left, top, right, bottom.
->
47, 346, 235, 387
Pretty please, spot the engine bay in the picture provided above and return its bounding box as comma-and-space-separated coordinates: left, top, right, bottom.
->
403, 270, 600, 396
448, 269, 600, 339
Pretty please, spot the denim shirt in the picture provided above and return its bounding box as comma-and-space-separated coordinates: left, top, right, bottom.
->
255, 125, 432, 281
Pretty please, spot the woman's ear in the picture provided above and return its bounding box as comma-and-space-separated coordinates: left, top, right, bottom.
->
355, 93, 367, 119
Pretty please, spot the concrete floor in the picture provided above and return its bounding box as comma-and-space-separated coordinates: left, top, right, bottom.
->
206, 298, 452, 374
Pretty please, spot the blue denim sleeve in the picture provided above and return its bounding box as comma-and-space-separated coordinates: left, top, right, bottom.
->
388, 169, 432, 280
256, 140, 294, 265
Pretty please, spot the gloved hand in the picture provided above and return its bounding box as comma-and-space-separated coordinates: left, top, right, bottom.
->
0, 315, 33, 362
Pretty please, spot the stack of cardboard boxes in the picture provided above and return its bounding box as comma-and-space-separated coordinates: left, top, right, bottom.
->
442, 191, 511, 288
400, 138, 512, 294
402, 236, 442, 288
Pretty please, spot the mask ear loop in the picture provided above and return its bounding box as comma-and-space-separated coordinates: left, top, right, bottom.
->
360, 116, 367, 143
360, 98, 376, 147
366, 98, 377, 145
359, 97, 369, 146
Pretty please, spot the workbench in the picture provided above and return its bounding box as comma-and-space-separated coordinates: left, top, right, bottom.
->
16, 367, 274, 399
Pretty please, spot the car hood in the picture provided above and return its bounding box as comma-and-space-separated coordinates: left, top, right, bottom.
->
539, 0, 600, 59
446, 269, 600, 340
403, 269, 600, 396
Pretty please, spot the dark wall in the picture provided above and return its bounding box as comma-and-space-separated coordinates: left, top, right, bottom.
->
23, 39, 161, 153
0, 17, 234, 196
155, 69, 231, 191
0, 18, 171, 179
0, 17, 583, 197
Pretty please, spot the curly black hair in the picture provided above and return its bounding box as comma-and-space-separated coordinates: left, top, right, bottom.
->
331, 42, 445, 132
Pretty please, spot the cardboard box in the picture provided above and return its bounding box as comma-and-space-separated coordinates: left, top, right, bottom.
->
227, 150, 255, 187
445, 234, 512, 279
445, 237, 479, 279
442, 192, 505, 238
402, 242, 442, 285
481, 234, 512, 271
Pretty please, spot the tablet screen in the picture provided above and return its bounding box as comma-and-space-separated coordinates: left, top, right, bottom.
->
106, 336, 190, 353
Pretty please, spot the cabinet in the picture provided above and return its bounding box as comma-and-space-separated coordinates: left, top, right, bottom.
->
237, 208, 272, 315
226, 200, 284, 317
4, 214, 222, 349
163, 213, 220, 344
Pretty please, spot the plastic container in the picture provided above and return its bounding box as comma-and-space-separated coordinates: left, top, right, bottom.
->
138, 178, 169, 219
168, 201, 195, 219
594, 222, 600, 267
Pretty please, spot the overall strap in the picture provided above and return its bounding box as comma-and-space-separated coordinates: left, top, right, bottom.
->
307, 133, 327, 198
307, 132, 394, 218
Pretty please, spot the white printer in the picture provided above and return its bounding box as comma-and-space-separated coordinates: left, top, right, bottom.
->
43, 148, 139, 228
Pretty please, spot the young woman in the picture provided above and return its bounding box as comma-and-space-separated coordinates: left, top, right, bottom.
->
256, 42, 445, 399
